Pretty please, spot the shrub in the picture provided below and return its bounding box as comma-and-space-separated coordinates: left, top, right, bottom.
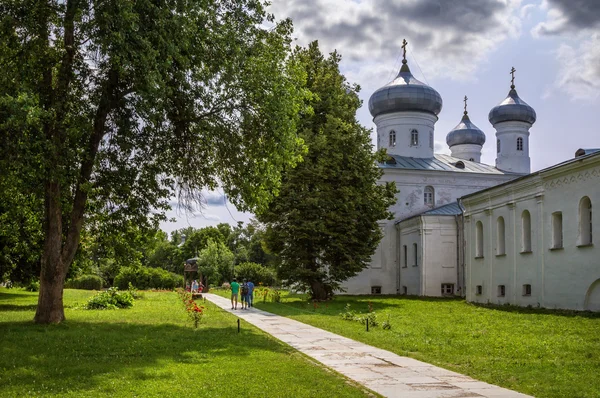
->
84, 288, 134, 310
25, 280, 40, 292
234, 262, 277, 286
114, 266, 183, 290
65, 274, 104, 290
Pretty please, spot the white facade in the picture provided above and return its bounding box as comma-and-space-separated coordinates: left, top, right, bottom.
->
450, 144, 483, 163
342, 163, 516, 295
494, 121, 532, 174
396, 214, 463, 297
462, 151, 600, 311
375, 112, 436, 158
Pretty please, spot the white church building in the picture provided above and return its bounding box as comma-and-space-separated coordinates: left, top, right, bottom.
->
341, 48, 600, 312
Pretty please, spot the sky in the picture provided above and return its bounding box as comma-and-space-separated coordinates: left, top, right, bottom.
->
160, 0, 600, 234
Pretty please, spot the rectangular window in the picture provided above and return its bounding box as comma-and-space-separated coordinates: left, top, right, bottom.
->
523, 284, 532, 296
441, 284, 454, 296
371, 286, 382, 295
476, 285, 483, 295
552, 212, 563, 249
402, 286, 408, 295
410, 130, 419, 146
429, 131, 433, 149
498, 285, 506, 297
413, 243, 418, 266
402, 245, 408, 268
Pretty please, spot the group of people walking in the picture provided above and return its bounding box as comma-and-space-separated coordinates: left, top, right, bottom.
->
230, 278, 254, 310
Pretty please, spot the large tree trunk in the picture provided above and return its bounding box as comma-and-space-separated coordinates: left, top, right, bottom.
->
35, 182, 68, 324
34, 260, 67, 324
310, 280, 328, 301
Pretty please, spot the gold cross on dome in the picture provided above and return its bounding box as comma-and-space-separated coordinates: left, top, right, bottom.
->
401, 39, 408, 62
510, 66, 516, 88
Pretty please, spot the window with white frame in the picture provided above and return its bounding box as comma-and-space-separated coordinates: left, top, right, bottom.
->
552, 212, 563, 249
578, 196, 592, 246
424, 186, 434, 206
475, 221, 484, 257
413, 243, 418, 266
521, 210, 532, 252
371, 286, 382, 294
410, 129, 419, 146
476, 285, 483, 295
517, 137, 523, 151
522, 284, 532, 296
496, 216, 506, 255
389, 130, 396, 147
441, 284, 454, 296
402, 245, 408, 268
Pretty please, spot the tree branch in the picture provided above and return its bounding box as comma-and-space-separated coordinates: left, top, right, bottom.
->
61, 67, 121, 266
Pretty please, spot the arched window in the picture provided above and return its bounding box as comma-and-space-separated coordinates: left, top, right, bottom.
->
476, 221, 484, 257
413, 243, 418, 266
521, 210, 532, 252
429, 131, 433, 149
497, 139, 501, 153
410, 129, 419, 146
389, 130, 396, 147
497, 217, 505, 255
579, 197, 592, 246
517, 137, 523, 151
552, 212, 563, 249
424, 186, 434, 206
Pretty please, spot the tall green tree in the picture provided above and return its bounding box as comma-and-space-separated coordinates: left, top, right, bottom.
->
258, 42, 397, 300
0, 0, 305, 323
197, 239, 235, 286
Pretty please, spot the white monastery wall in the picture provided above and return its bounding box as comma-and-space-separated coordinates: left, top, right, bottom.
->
420, 216, 459, 297
463, 154, 600, 311
343, 169, 515, 295
397, 218, 421, 295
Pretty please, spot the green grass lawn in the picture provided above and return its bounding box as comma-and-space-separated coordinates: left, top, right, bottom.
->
0, 288, 372, 398
234, 290, 600, 398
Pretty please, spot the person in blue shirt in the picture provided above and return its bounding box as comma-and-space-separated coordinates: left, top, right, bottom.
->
247, 280, 255, 307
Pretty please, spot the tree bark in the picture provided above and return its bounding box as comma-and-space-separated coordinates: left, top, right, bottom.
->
310, 280, 328, 301
34, 182, 68, 324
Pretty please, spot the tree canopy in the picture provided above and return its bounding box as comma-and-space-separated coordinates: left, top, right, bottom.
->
258, 42, 397, 300
0, 0, 305, 323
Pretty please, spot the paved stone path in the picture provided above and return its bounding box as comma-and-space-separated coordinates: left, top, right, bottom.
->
204, 293, 532, 398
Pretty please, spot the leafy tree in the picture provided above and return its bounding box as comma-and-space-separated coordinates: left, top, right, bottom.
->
197, 239, 235, 286
181, 227, 224, 261
234, 262, 277, 286
258, 42, 397, 300
0, 0, 305, 323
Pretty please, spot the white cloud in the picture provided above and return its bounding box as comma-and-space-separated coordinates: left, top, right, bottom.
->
532, 0, 600, 100
271, 0, 523, 80
520, 3, 536, 19
553, 34, 600, 101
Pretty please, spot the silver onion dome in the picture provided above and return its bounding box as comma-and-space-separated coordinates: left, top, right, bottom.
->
369, 62, 443, 118
446, 113, 486, 147
488, 88, 536, 125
